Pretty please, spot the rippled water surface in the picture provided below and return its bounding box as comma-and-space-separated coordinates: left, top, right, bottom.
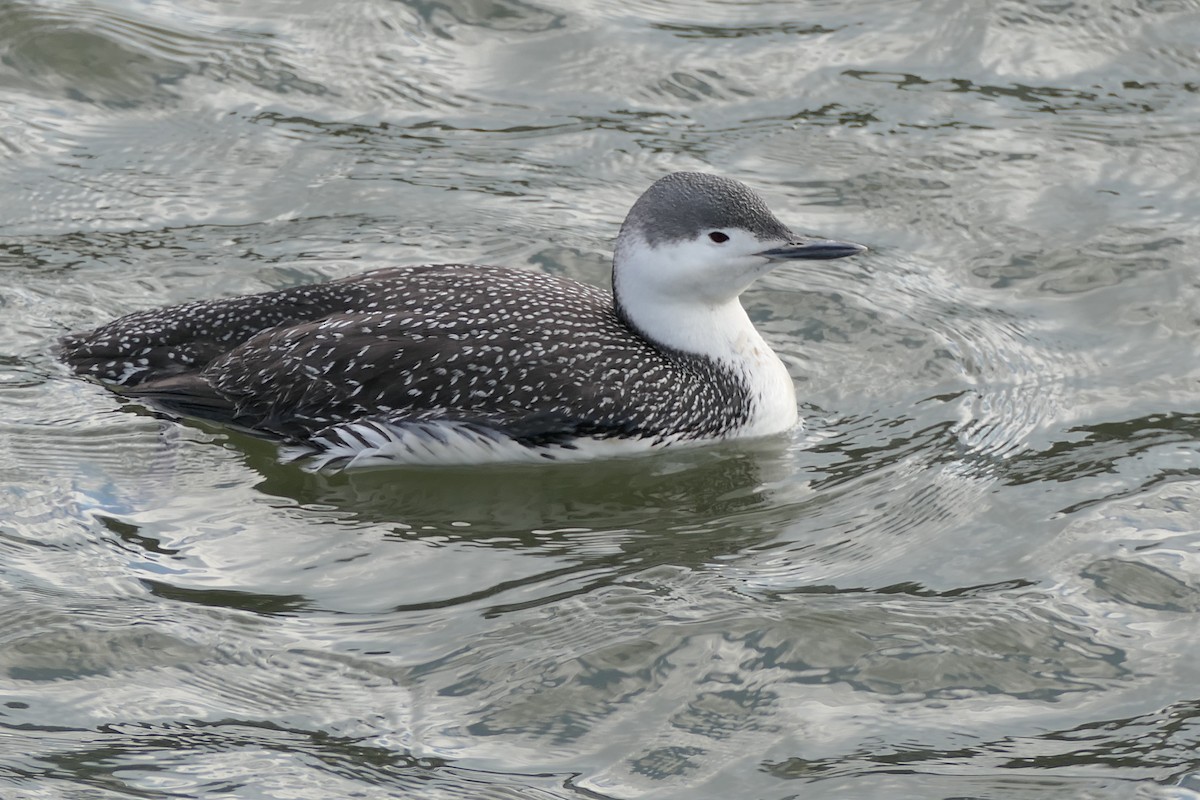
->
3, 0, 1200, 797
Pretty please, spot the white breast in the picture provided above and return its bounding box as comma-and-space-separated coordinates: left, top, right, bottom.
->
723, 329, 799, 438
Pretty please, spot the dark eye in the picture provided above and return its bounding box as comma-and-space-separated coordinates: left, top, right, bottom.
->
708, 231, 729, 243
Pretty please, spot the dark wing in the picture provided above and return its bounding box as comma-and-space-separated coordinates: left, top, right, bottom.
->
113, 265, 662, 439
116, 316, 644, 439
59, 264, 510, 386
204, 313, 644, 437
59, 284, 358, 386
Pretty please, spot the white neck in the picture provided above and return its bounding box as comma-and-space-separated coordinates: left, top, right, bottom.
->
618, 290, 759, 361
614, 275, 799, 437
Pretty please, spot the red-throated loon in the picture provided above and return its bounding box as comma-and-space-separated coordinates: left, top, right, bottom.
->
60, 172, 866, 469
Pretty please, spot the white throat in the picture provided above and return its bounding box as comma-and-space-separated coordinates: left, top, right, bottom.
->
618, 287, 762, 363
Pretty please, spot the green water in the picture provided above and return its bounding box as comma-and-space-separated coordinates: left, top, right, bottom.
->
2, 0, 1200, 797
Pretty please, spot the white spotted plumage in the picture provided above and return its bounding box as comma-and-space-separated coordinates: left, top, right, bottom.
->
60, 172, 865, 469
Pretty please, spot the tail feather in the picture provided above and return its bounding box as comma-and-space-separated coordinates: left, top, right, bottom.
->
113, 375, 245, 430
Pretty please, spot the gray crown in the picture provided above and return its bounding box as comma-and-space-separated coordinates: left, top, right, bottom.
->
618, 172, 794, 247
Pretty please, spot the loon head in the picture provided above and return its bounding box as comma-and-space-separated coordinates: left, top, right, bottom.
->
612, 172, 865, 355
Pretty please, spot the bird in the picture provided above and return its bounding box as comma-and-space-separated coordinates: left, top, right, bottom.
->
59, 172, 866, 469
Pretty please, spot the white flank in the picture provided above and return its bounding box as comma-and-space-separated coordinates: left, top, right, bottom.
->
282, 420, 692, 471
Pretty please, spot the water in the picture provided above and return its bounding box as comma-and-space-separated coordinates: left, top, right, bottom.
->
2, 0, 1200, 797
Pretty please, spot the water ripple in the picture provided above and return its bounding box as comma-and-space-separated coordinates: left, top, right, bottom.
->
1, 0, 1198, 797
